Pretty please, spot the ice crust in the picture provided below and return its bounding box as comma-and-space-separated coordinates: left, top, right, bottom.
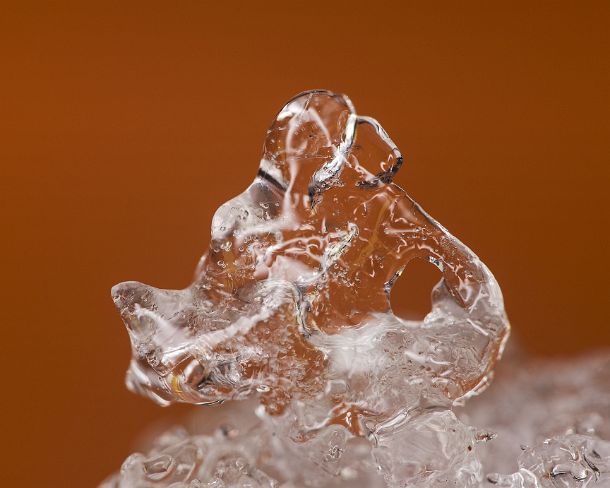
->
101, 352, 610, 487
105, 91, 608, 487
461, 351, 610, 487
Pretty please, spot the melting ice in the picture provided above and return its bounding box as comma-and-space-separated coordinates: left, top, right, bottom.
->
103, 91, 608, 487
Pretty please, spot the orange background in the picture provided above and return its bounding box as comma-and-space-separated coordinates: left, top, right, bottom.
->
1, 2, 609, 486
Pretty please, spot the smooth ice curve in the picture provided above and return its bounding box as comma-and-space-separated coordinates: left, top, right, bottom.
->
108, 90, 515, 487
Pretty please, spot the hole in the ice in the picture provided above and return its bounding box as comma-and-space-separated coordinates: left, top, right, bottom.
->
390, 258, 440, 321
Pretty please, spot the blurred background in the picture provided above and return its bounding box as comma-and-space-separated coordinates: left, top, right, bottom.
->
1, 1, 609, 486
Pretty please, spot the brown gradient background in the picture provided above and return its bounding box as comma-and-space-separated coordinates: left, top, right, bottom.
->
1, 1, 609, 486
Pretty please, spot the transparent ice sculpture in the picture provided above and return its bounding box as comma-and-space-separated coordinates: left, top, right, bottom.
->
103, 91, 609, 487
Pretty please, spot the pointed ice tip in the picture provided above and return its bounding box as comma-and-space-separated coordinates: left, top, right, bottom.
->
110, 282, 123, 302
110, 280, 148, 310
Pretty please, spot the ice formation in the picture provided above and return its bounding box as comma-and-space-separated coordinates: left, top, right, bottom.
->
104, 91, 609, 487
102, 351, 610, 487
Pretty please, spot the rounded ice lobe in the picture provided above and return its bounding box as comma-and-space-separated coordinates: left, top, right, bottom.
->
110, 90, 512, 486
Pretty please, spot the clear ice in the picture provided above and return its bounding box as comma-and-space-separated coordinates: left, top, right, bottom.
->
104, 90, 609, 487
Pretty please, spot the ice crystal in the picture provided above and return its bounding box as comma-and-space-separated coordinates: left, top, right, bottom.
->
103, 90, 609, 487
